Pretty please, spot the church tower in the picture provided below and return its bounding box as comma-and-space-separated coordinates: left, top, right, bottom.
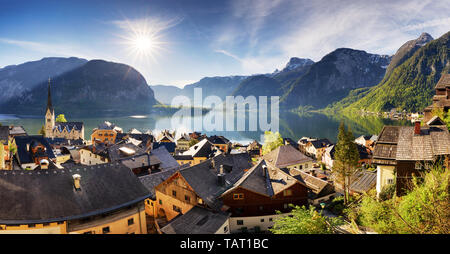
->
45, 78, 55, 138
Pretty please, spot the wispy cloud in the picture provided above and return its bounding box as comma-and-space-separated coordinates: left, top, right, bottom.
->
212, 0, 450, 75
0, 38, 95, 59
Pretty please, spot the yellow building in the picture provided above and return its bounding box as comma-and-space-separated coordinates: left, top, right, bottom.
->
0, 163, 150, 234
180, 138, 218, 166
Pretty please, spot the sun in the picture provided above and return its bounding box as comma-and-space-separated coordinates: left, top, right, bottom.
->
116, 17, 173, 63
132, 35, 155, 53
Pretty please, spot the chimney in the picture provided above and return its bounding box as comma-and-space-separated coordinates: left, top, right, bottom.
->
414, 121, 421, 135
262, 164, 267, 178
73, 174, 81, 190
219, 164, 224, 174
217, 172, 226, 186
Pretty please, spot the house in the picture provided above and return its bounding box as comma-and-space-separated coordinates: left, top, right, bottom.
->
181, 138, 219, 165
173, 154, 195, 167
175, 133, 191, 152
355, 135, 378, 151
91, 122, 118, 144
423, 74, 450, 122
14, 135, 57, 170
8, 126, 27, 137
373, 117, 450, 196
115, 132, 153, 149
297, 137, 316, 153
0, 162, 150, 234
156, 130, 175, 143
304, 139, 332, 159
322, 145, 335, 169
263, 145, 313, 171
220, 159, 309, 233
207, 135, 231, 153
44, 79, 84, 140
246, 140, 262, 157
160, 206, 230, 234
279, 167, 337, 206
321, 144, 371, 170
151, 153, 252, 223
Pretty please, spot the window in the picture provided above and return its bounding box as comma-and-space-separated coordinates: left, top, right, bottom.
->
128, 218, 134, 226
185, 195, 191, 202
233, 193, 244, 200
224, 226, 228, 233
269, 218, 273, 222
43, 223, 50, 227
173, 205, 181, 213
387, 179, 394, 184
102, 226, 110, 234
28, 224, 36, 228
283, 189, 293, 196
283, 204, 289, 209
300, 165, 303, 169
237, 220, 244, 225
260, 219, 264, 222
159, 199, 162, 205
305, 164, 309, 168
172, 190, 177, 197
83, 231, 93, 234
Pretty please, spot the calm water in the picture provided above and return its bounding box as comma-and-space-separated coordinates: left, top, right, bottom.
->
0, 111, 411, 144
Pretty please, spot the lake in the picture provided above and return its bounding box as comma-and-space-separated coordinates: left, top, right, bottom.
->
0, 111, 411, 144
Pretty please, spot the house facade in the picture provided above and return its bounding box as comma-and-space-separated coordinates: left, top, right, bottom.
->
424, 74, 450, 122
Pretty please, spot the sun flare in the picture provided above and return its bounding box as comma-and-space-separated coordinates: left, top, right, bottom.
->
115, 17, 176, 62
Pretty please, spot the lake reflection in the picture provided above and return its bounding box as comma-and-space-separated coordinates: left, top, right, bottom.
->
0, 111, 411, 144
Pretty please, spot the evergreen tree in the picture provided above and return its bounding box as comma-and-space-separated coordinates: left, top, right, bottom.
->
39, 125, 46, 135
333, 121, 360, 204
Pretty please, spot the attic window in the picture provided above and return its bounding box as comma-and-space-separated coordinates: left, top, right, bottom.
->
119, 147, 136, 155
233, 193, 244, 200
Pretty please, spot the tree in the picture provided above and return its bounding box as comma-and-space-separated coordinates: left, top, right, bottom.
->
270, 205, 343, 234
39, 125, 46, 135
356, 165, 449, 234
262, 131, 283, 155
8, 140, 17, 170
55, 114, 67, 123
332, 121, 360, 204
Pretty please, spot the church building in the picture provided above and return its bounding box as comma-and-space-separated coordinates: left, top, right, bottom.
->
45, 79, 85, 140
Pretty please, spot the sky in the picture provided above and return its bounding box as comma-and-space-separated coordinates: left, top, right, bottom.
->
0, 0, 450, 88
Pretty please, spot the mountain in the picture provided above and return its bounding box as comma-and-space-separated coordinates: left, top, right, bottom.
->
0, 57, 88, 103
384, 32, 434, 78
150, 85, 184, 105
232, 75, 282, 98
151, 76, 248, 105
281, 48, 392, 109
342, 31, 450, 113
0, 59, 159, 116
232, 57, 314, 98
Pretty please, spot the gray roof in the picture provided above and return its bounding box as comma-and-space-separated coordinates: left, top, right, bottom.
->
151, 146, 180, 171
160, 206, 229, 234
179, 153, 252, 211
8, 126, 27, 136
54, 122, 84, 133
435, 73, 450, 89
223, 159, 307, 198
350, 171, 377, 193
263, 145, 313, 168
0, 162, 150, 224
139, 167, 180, 199
279, 167, 334, 198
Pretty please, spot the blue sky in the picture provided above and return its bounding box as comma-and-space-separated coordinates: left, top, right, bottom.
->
1, 0, 450, 87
